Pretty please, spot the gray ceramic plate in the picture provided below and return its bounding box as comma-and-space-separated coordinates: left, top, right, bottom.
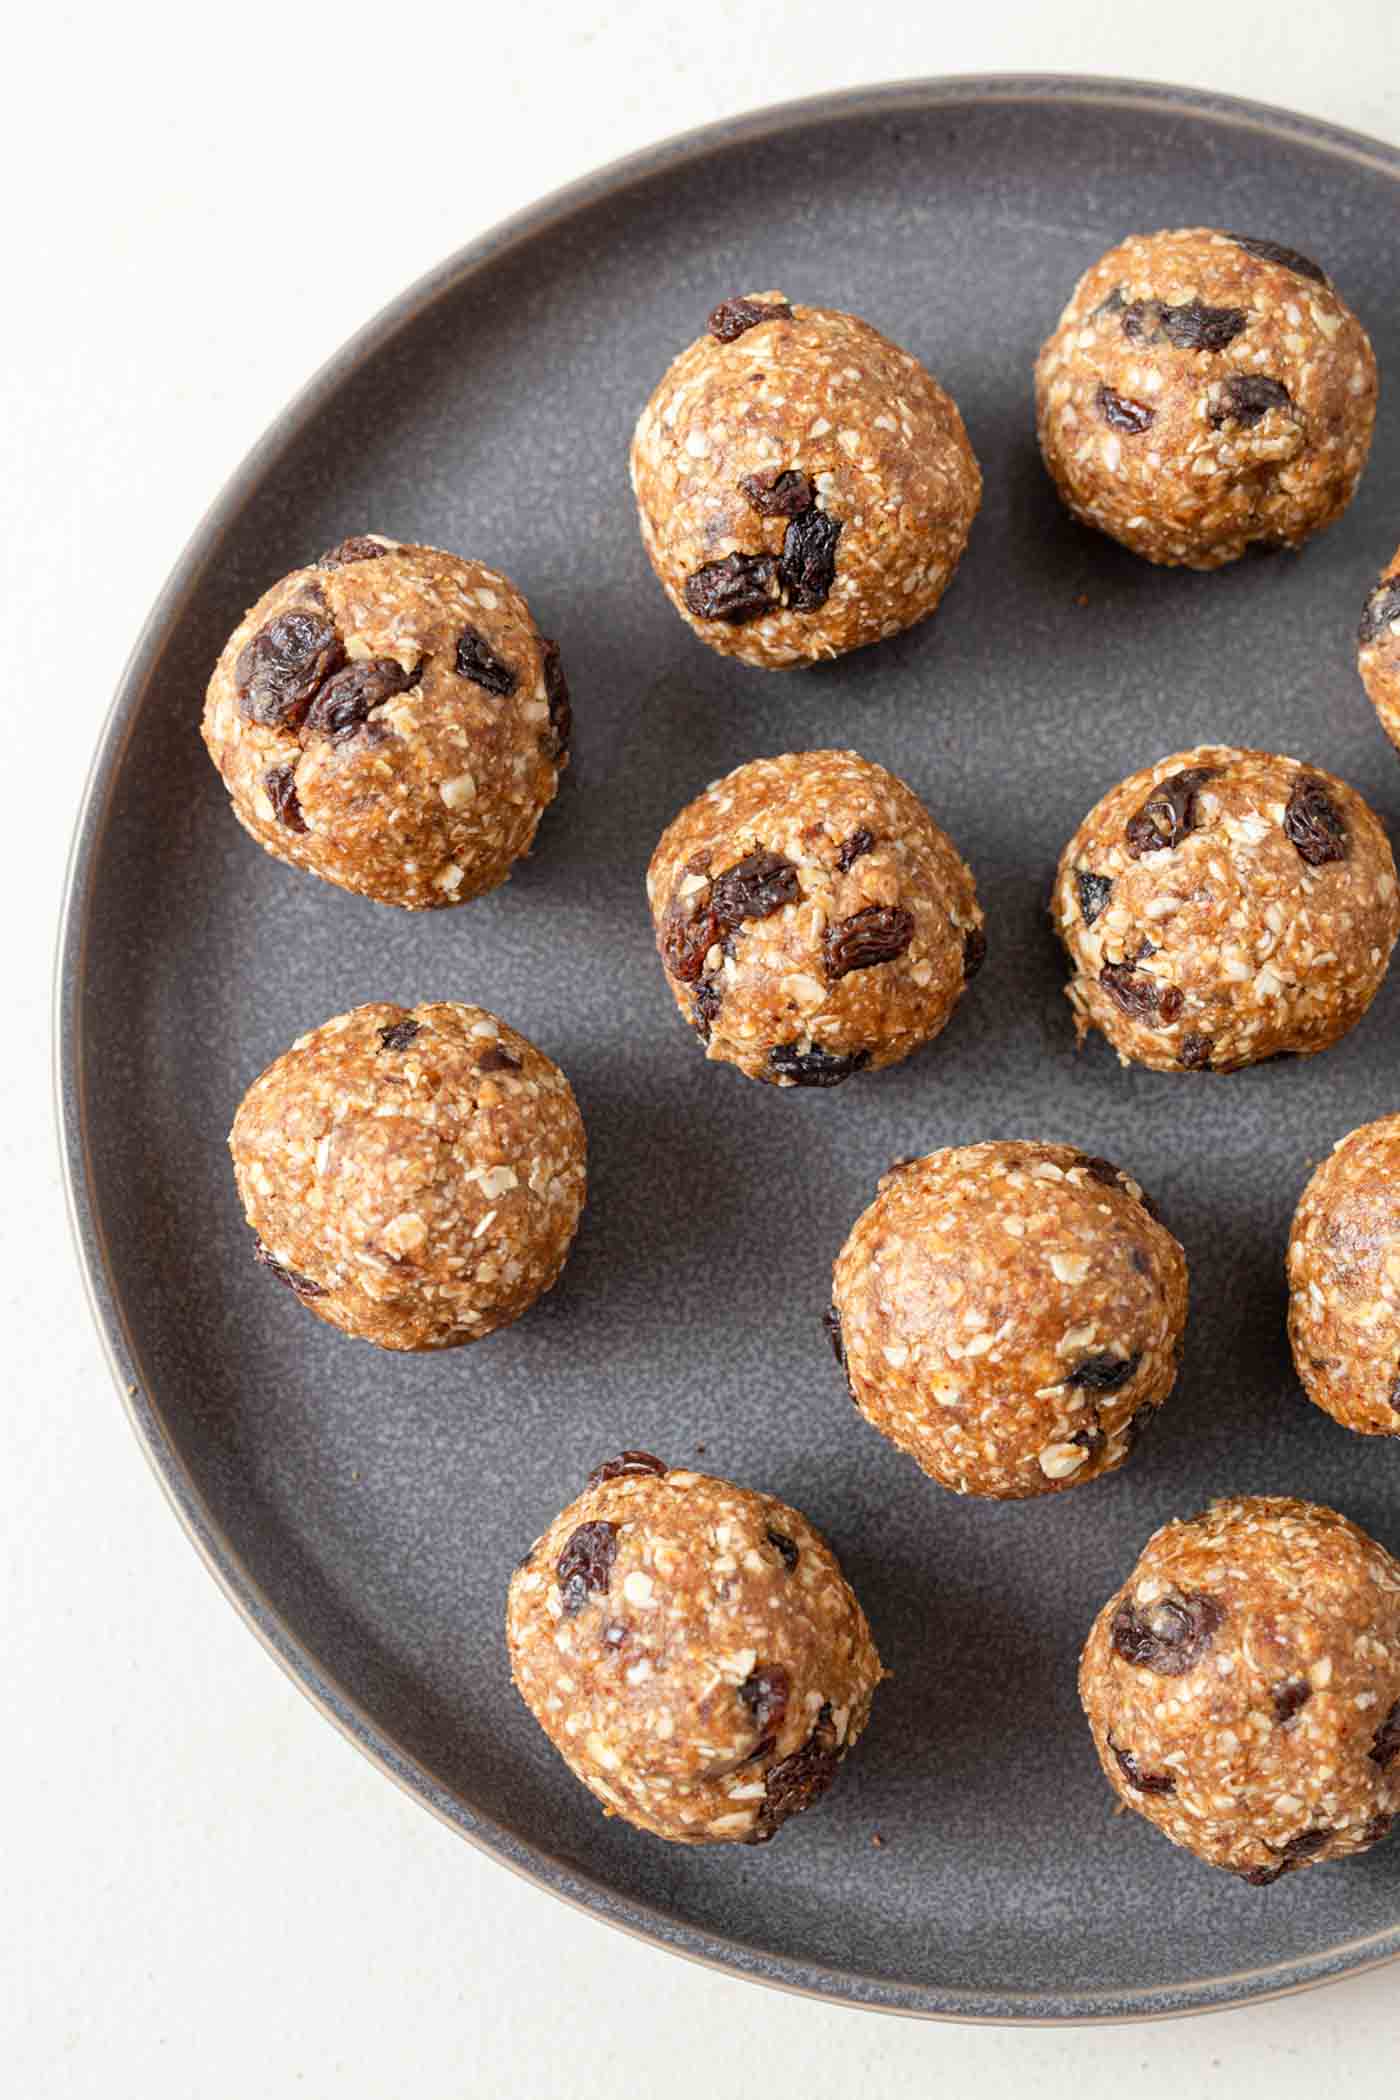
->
59, 75, 1400, 2022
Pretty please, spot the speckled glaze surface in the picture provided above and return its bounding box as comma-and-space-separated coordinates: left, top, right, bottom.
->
58, 77, 1400, 2022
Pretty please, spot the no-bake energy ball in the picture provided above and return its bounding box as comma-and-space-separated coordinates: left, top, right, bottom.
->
1053, 745, 1399, 1072
230, 1002, 586, 1351
647, 750, 985, 1088
630, 295, 980, 668
1035, 229, 1376, 568
1080, 1496, 1400, 1884
202, 535, 570, 909
829, 1142, 1188, 1499
1359, 546, 1400, 755
1288, 1116, 1400, 1437
507, 1454, 882, 1845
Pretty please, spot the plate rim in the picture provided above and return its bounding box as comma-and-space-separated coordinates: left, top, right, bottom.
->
55, 71, 1400, 2025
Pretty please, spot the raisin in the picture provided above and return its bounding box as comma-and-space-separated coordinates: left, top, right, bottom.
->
1178, 1032, 1214, 1070
836, 827, 874, 873
824, 905, 915, 979
1125, 766, 1218, 858
305, 656, 412, 741
691, 977, 724, 1039
1093, 286, 1127, 318
1242, 1862, 1285, 1886
1210, 375, 1292, 428
823, 1303, 846, 1370
1109, 1736, 1176, 1794
1076, 869, 1112, 925
1364, 1811, 1396, 1846
1369, 1698, 1400, 1769
766, 1528, 799, 1572
1111, 1590, 1223, 1675
455, 626, 516, 695
683, 552, 777, 624
556, 1521, 618, 1615
746, 1703, 840, 1844
1067, 1351, 1141, 1392
768, 1043, 869, 1088
1121, 298, 1248, 352
662, 850, 800, 982
378, 1018, 420, 1052
478, 1044, 521, 1073
1096, 383, 1154, 434
740, 467, 814, 518
318, 534, 390, 569
779, 508, 842, 612
1158, 985, 1184, 1021
1071, 1415, 1107, 1459
1272, 1678, 1311, 1726
1282, 1827, 1332, 1861
264, 764, 306, 833
963, 926, 988, 981
1124, 1401, 1160, 1450
1283, 773, 1348, 866
1359, 579, 1400, 647
1226, 234, 1328, 286
586, 1451, 667, 1490
738, 1663, 790, 1738
236, 609, 345, 729
1100, 962, 1165, 1020
254, 1240, 326, 1299
540, 638, 572, 758
708, 296, 794, 342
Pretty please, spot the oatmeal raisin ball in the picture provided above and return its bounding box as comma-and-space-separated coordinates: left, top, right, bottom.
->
230, 1002, 586, 1351
829, 1142, 1187, 1499
1035, 229, 1376, 568
1053, 745, 1399, 1072
1288, 1116, 1400, 1437
1080, 1496, 1400, 1884
630, 295, 980, 669
202, 534, 570, 908
1359, 546, 1400, 755
647, 750, 985, 1088
507, 1453, 882, 1845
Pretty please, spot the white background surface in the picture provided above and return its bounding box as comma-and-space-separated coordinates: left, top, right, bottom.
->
11, 4, 1400, 2092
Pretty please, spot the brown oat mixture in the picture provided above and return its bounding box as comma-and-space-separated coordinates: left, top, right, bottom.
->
630, 296, 980, 668
1288, 1115, 1400, 1437
1052, 745, 1399, 1072
202, 535, 569, 909
1035, 230, 1376, 567
230, 1001, 585, 1351
506, 1455, 882, 1844
1080, 1496, 1400, 1882
1359, 545, 1400, 755
829, 1141, 1188, 1500
647, 749, 985, 1088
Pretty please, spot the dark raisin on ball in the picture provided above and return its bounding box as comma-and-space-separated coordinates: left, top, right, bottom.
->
1076, 869, 1113, 925
1121, 298, 1249, 352
585, 1451, 667, 1490
1125, 767, 1218, 858
1210, 375, 1292, 428
263, 764, 307, 833
767, 1043, 870, 1088
1100, 962, 1177, 1021
1225, 233, 1329, 286
707, 297, 795, 343
1096, 383, 1154, 434
455, 626, 517, 696
740, 468, 814, 518
305, 657, 413, 741
684, 552, 778, 624
779, 508, 843, 612
691, 976, 724, 1039
766, 1528, 799, 1572
1272, 1678, 1312, 1726
746, 1703, 840, 1844
1178, 1032, 1214, 1070
1067, 1351, 1141, 1392
661, 850, 800, 982
962, 926, 988, 981
823, 906, 915, 979
1109, 1736, 1177, 1794
1283, 774, 1349, 866
1370, 1698, 1400, 1769
1359, 579, 1400, 647
540, 639, 572, 759
254, 1240, 327, 1299
318, 535, 390, 569
236, 609, 345, 729
556, 1522, 618, 1616
377, 1018, 420, 1052
1093, 286, 1127, 318
477, 1044, 521, 1073
836, 828, 874, 873
1111, 1590, 1224, 1676
738, 1663, 790, 1740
